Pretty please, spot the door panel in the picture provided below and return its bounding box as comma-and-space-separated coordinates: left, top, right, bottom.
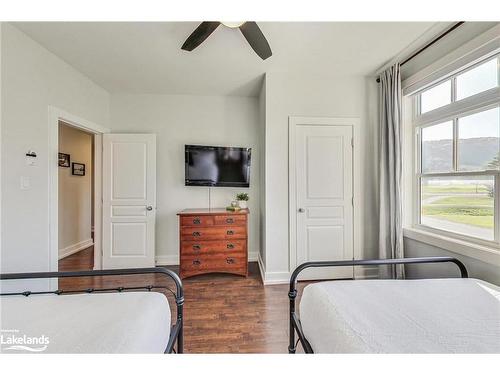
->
306, 136, 344, 198
295, 125, 353, 280
307, 206, 343, 219
102, 134, 156, 269
111, 222, 147, 256
112, 206, 147, 217
111, 142, 147, 199
307, 226, 344, 260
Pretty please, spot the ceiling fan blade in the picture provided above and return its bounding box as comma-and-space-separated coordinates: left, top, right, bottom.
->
239, 22, 272, 60
181, 22, 220, 51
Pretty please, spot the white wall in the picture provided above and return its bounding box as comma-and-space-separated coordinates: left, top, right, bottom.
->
0, 24, 3, 266
58, 123, 93, 259
110, 94, 260, 264
405, 238, 500, 285
258, 77, 266, 266
261, 72, 379, 282
0, 23, 109, 275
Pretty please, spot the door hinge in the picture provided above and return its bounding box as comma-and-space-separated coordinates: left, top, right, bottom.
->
351, 138, 354, 147
352, 197, 354, 206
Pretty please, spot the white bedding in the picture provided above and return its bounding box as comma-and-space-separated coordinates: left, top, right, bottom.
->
0, 291, 171, 353
299, 278, 500, 353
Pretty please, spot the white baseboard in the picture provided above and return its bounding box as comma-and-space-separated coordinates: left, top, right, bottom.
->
354, 266, 379, 280
257, 252, 266, 283
257, 254, 379, 284
59, 238, 93, 260
262, 271, 290, 285
155, 251, 260, 266
155, 255, 179, 266
248, 251, 258, 262
257, 252, 290, 285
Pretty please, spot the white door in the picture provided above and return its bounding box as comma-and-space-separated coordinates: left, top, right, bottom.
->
294, 123, 354, 280
102, 134, 156, 269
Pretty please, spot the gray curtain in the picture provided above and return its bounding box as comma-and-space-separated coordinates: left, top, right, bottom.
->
378, 63, 404, 279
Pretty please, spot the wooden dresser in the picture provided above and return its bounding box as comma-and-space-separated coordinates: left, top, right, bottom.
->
178, 208, 249, 279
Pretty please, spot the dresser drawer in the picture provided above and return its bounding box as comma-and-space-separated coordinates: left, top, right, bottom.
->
213, 215, 247, 226
181, 226, 247, 241
181, 253, 246, 273
180, 215, 214, 227
181, 240, 246, 255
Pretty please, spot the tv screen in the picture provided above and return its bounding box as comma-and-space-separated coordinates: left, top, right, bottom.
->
185, 145, 251, 187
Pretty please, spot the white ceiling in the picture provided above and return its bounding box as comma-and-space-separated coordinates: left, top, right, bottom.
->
14, 22, 439, 96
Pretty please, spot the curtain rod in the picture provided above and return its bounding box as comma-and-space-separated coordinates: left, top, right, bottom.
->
376, 22, 465, 83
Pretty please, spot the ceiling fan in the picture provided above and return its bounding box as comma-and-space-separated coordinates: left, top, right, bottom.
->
181, 22, 272, 60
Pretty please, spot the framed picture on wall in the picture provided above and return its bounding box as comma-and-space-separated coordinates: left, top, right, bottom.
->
72, 162, 85, 176
58, 153, 70, 167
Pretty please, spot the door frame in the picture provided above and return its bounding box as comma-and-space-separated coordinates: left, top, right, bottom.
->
288, 116, 362, 273
48, 106, 110, 273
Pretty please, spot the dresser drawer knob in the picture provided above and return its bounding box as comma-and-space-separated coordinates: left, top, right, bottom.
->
193, 218, 201, 224
227, 243, 234, 249
226, 258, 235, 264
226, 218, 234, 224
193, 259, 201, 266
193, 244, 201, 250
193, 231, 201, 236
227, 230, 234, 235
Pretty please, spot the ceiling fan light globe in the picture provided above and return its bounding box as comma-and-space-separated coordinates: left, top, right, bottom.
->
221, 22, 245, 29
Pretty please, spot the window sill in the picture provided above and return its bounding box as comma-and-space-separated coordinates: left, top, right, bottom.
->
403, 227, 500, 266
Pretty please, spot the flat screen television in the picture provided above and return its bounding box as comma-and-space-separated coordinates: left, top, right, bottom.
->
185, 145, 251, 187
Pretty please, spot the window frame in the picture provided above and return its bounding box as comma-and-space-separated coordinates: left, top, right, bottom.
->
410, 53, 500, 249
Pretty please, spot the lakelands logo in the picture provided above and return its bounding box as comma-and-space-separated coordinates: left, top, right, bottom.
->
0, 329, 50, 352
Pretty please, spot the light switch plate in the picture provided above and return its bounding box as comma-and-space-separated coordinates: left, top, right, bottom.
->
26, 156, 36, 166
20, 176, 30, 190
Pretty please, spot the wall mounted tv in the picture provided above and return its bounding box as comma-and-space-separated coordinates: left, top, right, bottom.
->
185, 145, 251, 187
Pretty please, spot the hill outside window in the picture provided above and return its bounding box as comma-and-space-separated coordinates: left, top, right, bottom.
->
412, 54, 499, 244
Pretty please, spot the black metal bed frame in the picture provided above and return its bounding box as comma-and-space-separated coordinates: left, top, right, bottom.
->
288, 256, 469, 354
0, 267, 184, 354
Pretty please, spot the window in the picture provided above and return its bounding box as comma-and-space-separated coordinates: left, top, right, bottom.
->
458, 107, 500, 171
413, 54, 500, 244
420, 80, 452, 113
456, 58, 498, 100
420, 175, 495, 241
421, 121, 453, 173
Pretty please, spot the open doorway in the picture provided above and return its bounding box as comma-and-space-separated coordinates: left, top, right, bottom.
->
57, 121, 95, 271
48, 107, 107, 278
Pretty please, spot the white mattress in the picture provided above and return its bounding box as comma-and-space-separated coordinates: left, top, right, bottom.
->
299, 278, 500, 353
0, 291, 171, 353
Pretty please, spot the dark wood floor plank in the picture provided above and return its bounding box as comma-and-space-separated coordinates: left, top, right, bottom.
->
58, 249, 308, 353
59, 246, 94, 271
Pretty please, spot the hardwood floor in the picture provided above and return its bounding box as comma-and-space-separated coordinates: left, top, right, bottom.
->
57, 249, 310, 353
59, 246, 94, 271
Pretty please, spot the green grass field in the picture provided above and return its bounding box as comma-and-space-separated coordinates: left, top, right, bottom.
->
422, 184, 490, 194
422, 194, 494, 229
431, 196, 493, 206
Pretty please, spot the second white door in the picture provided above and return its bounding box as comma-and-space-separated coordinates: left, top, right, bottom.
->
294, 122, 354, 280
102, 134, 156, 269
